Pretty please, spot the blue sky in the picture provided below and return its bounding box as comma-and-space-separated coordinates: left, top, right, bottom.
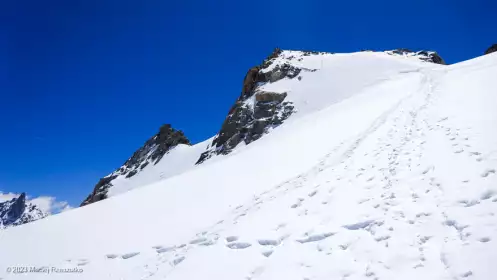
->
1, 0, 496, 206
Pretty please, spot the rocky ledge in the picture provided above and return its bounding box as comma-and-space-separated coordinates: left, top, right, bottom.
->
195, 48, 316, 164
81, 124, 190, 206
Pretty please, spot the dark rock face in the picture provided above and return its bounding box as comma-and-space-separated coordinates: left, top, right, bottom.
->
81, 175, 118, 206
0, 193, 48, 228
1, 193, 26, 225
392, 48, 414, 54
484, 44, 497, 55
81, 124, 190, 206
196, 48, 303, 164
389, 49, 446, 65
259, 63, 302, 83
242, 67, 260, 98
417, 51, 445, 65
121, 124, 191, 173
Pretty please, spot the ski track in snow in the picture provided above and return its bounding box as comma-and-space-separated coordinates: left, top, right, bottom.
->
2, 53, 497, 280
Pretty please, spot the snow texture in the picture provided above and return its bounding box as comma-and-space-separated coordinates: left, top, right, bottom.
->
0, 51, 496, 280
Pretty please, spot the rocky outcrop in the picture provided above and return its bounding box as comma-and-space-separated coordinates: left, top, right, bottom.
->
81, 124, 190, 206
242, 66, 260, 98
388, 49, 446, 65
484, 44, 497, 55
259, 63, 302, 83
80, 175, 118, 206
196, 49, 328, 164
0, 193, 48, 228
196, 48, 302, 164
416, 51, 445, 65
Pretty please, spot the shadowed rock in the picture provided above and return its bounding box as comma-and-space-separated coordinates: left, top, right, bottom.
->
389, 49, 446, 65
0, 193, 48, 228
196, 48, 298, 164
81, 124, 190, 206
484, 44, 497, 55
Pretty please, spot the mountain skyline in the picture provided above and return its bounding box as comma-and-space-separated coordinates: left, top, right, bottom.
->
2, 0, 496, 207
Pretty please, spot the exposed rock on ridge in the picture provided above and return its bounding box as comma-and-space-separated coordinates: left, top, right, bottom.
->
81, 124, 190, 206
388, 48, 446, 65
0, 193, 48, 228
196, 48, 306, 164
485, 44, 497, 55
196, 47, 445, 165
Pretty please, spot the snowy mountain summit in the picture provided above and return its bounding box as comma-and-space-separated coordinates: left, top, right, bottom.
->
2, 48, 496, 280
0, 193, 48, 229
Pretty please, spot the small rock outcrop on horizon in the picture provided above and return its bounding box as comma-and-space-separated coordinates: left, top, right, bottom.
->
81, 124, 190, 206
485, 44, 497, 55
387, 48, 446, 65
0, 193, 48, 229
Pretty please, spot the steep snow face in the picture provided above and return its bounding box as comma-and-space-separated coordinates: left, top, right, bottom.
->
198, 49, 443, 162
1, 52, 496, 280
257, 50, 443, 117
0, 193, 49, 229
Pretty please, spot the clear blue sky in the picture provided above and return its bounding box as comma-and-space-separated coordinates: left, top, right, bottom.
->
1, 0, 496, 206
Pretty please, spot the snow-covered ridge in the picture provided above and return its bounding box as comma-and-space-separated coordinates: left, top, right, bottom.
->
81, 48, 448, 206
197, 48, 446, 163
81, 124, 190, 206
384, 48, 446, 64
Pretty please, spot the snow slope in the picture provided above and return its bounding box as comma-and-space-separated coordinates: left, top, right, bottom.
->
106, 139, 212, 197
0, 51, 496, 280
255, 50, 442, 118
